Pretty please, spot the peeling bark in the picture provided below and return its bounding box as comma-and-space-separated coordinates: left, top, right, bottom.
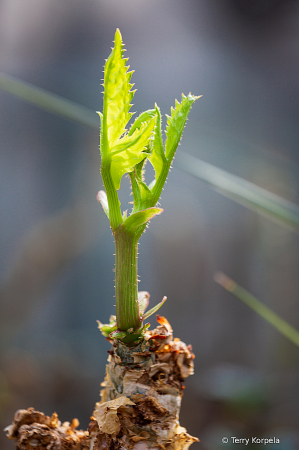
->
4, 317, 198, 449
94, 316, 198, 450
4, 407, 90, 449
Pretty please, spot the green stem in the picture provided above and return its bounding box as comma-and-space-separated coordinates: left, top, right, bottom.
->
215, 272, 299, 348
101, 161, 123, 231
129, 171, 142, 213
151, 160, 171, 205
114, 226, 141, 331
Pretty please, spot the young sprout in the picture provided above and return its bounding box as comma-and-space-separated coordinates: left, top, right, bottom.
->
97, 29, 199, 345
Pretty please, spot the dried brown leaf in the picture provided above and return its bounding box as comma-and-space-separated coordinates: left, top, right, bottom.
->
94, 396, 135, 435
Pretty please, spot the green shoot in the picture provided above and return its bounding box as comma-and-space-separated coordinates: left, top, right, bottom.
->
98, 29, 199, 343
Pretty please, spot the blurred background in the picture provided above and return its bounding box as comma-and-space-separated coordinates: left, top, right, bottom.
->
1, 0, 299, 449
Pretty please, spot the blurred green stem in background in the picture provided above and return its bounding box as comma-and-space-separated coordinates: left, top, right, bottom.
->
175, 152, 299, 232
0, 71, 99, 128
215, 271, 299, 348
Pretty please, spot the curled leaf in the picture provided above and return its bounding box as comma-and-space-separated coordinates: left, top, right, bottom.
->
110, 116, 156, 190
143, 296, 167, 321
128, 109, 156, 136
122, 207, 163, 233
148, 104, 165, 180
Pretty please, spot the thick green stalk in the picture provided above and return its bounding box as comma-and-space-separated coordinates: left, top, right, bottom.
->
114, 226, 141, 331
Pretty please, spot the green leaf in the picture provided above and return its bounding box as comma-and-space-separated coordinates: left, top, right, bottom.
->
150, 94, 200, 206
130, 163, 154, 213
215, 272, 299, 348
110, 330, 127, 340
142, 296, 167, 321
135, 179, 153, 208
165, 93, 201, 160
148, 104, 165, 180
111, 322, 151, 345
110, 115, 156, 189
97, 315, 117, 338
128, 109, 156, 136
102, 28, 135, 149
122, 207, 163, 233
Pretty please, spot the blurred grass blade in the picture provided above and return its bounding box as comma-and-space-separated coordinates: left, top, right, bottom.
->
214, 271, 299, 348
175, 152, 299, 232
1, 71, 299, 232
0, 72, 99, 129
